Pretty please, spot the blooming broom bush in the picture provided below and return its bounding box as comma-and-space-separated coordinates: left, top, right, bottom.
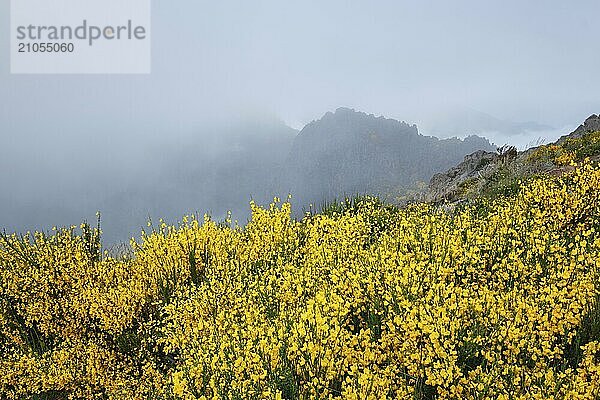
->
1, 162, 600, 399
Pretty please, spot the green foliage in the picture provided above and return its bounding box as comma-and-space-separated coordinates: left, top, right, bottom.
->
480, 166, 524, 200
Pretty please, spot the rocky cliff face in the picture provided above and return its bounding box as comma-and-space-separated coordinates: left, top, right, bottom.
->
426, 150, 504, 203
279, 108, 496, 207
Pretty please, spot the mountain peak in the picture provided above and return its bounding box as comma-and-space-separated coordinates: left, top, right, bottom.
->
558, 113, 600, 143
306, 108, 418, 139
334, 107, 357, 114
283, 108, 496, 206
586, 114, 599, 121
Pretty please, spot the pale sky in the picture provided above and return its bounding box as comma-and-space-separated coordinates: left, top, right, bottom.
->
1, 0, 599, 133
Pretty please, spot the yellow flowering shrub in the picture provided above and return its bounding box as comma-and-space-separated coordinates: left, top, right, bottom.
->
528, 131, 600, 166
1, 163, 600, 399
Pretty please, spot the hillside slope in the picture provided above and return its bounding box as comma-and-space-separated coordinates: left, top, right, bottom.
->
426, 114, 600, 203
2, 120, 600, 399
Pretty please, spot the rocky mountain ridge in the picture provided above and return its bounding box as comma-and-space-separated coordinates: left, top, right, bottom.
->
280, 107, 496, 207
426, 114, 600, 204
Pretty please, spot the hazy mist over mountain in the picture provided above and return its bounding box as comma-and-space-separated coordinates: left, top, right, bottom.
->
1, 0, 600, 243
0, 108, 497, 243
281, 108, 495, 208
